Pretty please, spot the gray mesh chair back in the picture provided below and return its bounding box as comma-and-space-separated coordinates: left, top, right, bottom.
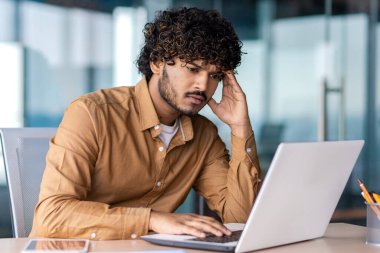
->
0, 128, 56, 238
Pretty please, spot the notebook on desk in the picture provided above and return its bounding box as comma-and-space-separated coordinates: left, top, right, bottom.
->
141, 140, 364, 252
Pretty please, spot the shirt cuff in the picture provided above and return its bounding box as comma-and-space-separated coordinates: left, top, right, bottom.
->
231, 132, 256, 163
122, 207, 151, 239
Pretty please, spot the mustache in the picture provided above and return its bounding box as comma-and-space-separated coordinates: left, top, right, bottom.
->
185, 91, 207, 101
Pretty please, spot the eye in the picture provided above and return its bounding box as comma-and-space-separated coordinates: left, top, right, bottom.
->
186, 66, 199, 73
210, 73, 224, 81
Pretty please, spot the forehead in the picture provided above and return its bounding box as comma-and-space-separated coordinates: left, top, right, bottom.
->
189, 59, 221, 72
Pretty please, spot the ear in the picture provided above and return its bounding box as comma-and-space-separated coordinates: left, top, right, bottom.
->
150, 60, 164, 74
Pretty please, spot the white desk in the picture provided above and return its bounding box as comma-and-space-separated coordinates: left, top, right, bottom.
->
1, 223, 379, 253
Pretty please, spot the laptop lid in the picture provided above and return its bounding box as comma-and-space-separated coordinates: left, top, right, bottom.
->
142, 140, 364, 252
236, 140, 364, 252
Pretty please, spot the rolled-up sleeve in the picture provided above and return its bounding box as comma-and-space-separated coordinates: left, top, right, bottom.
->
30, 99, 151, 240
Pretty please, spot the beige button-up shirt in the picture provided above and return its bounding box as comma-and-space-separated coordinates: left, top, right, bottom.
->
30, 78, 262, 240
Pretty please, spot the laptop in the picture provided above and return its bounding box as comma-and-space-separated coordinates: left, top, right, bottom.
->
141, 140, 364, 252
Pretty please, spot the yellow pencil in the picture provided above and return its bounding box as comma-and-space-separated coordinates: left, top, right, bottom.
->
357, 179, 374, 203
372, 193, 380, 204
357, 179, 380, 218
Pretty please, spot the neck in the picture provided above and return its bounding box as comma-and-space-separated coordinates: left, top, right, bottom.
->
148, 75, 180, 125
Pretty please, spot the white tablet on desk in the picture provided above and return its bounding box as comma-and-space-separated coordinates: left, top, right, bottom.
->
22, 239, 89, 253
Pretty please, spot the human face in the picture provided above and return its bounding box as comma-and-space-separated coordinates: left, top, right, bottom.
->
158, 58, 224, 116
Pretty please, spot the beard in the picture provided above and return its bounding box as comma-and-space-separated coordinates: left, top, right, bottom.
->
158, 66, 207, 116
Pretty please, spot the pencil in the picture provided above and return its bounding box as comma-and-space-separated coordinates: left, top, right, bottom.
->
360, 192, 380, 219
357, 179, 380, 218
357, 179, 375, 202
373, 192, 380, 204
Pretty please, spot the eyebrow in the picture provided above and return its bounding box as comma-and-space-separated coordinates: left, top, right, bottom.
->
188, 62, 223, 75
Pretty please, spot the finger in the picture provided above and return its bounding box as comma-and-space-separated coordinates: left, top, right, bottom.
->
210, 221, 231, 235
196, 220, 231, 236
185, 220, 223, 237
187, 216, 231, 236
178, 214, 231, 236
198, 216, 231, 235
180, 225, 207, 238
205, 220, 232, 236
207, 98, 219, 113
224, 71, 243, 93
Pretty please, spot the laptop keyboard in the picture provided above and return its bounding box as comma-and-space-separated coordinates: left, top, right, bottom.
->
188, 230, 243, 243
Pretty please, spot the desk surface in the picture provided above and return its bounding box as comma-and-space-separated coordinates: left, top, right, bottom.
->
1, 223, 379, 253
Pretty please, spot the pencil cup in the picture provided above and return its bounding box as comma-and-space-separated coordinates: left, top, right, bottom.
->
366, 202, 380, 246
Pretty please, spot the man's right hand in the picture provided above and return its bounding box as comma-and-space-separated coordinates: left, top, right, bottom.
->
149, 211, 232, 237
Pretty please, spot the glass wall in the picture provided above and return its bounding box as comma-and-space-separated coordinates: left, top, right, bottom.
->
0, 0, 379, 237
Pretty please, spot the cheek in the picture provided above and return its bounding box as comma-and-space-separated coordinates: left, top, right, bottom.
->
166, 70, 189, 88
207, 82, 220, 96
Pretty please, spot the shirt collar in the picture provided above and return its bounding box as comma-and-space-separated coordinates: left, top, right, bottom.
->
135, 78, 160, 131
135, 78, 194, 142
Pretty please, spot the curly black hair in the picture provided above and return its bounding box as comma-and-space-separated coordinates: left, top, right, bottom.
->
137, 7, 243, 82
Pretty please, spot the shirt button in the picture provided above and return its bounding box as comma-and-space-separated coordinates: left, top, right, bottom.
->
246, 147, 252, 153
131, 233, 137, 239
154, 125, 160, 130
156, 181, 161, 187
159, 146, 164, 152
90, 232, 96, 239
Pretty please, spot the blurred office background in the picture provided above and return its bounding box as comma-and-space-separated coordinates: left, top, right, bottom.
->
0, 0, 379, 237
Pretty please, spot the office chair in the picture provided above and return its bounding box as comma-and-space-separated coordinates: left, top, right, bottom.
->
0, 128, 56, 238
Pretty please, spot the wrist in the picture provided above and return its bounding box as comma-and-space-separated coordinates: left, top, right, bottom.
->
231, 124, 253, 139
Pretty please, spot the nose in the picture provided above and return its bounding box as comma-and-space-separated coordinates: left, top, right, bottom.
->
194, 72, 208, 92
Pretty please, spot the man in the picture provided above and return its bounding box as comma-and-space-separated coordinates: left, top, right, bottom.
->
30, 7, 262, 240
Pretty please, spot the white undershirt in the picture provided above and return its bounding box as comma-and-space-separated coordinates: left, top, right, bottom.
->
158, 118, 180, 148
